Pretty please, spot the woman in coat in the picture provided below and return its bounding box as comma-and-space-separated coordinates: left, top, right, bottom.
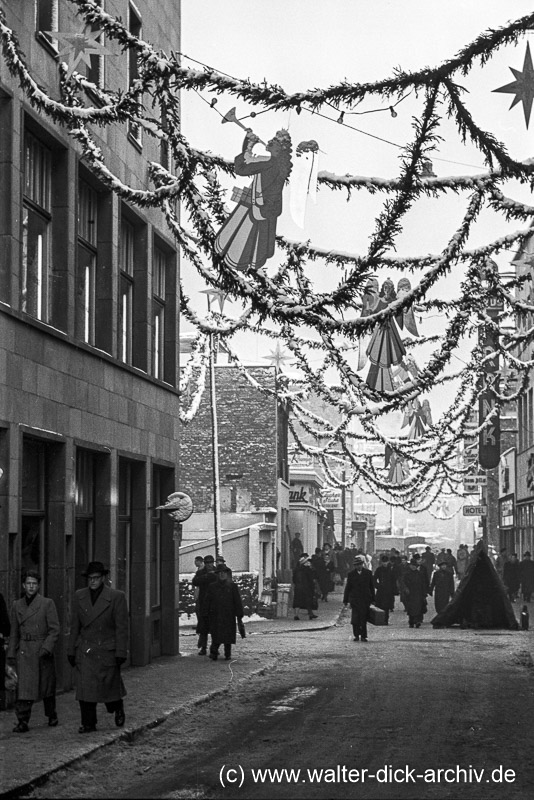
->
292, 555, 318, 621
430, 562, 455, 614
206, 565, 244, 660
7, 570, 59, 732
67, 562, 128, 733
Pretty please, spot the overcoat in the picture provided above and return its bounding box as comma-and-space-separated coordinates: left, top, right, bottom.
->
373, 565, 396, 611
206, 581, 244, 645
519, 558, 534, 594
192, 568, 217, 635
401, 568, 428, 618
430, 569, 455, 614
343, 568, 375, 612
67, 585, 128, 703
8, 594, 59, 700
292, 565, 317, 610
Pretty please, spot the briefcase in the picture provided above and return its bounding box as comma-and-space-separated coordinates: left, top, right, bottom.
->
368, 605, 388, 625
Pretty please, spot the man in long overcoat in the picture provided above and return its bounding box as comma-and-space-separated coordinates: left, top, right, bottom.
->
519, 551, 534, 602
430, 561, 455, 614
206, 565, 244, 660
401, 559, 430, 628
373, 555, 396, 622
343, 555, 375, 641
67, 562, 128, 733
7, 570, 59, 733
192, 554, 217, 655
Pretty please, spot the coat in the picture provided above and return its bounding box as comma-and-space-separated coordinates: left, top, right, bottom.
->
8, 594, 59, 700
67, 585, 128, 703
519, 558, 534, 594
373, 564, 396, 611
503, 561, 520, 594
192, 567, 217, 635
343, 568, 375, 611
292, 565, 317, 610
206, 580, 244, 645
401, 568, 429, 617
430, 569, 455, 614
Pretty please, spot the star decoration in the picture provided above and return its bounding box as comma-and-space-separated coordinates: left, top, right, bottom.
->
201, 288, 227, 312
493, 42, 534, 128
263, 342, 293, 370
44, 26, 114, 79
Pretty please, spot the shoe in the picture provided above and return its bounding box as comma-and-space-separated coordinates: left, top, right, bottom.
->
48, 713, 59, 727
115, 708, 125, 727
78, 725, 96, 734
13, 722, 29, 733
309, 614, 318, 619
415, 623, 421, 628
198, 648, 207, 656
224, 656, 231, 660
294, 615, 300, 620
208, 653, 218, 660
353, 637, 359, 642
361, 638, 368, 642
409, 623, 414, 628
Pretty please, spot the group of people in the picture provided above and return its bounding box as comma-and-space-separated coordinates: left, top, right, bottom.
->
2, 561, 128, 735
192, 554, 245, 661
496, 548, 534, 602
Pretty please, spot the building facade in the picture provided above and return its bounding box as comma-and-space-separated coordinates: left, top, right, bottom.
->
0, 0, 182, 686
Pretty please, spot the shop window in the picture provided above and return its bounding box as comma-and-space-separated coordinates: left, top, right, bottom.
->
22, 132, 51, 321
21, 439, 46, 581
75, 449, 96, 590
117, 460, 132, 596
119, 218, 135, 364
76, 181, 98, 344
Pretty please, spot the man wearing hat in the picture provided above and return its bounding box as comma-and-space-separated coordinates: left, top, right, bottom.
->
192, 555, 217, 655
292, 554, 318, 621
343, 556, 375, 641
67, 562, 128, 733
206, 565, 245, 660
401, 558, 430, 628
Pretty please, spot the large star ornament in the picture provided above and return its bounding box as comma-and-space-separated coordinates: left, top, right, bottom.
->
263, 342, 293, 370
44, 27, 114, 79
493, 42, 534, 128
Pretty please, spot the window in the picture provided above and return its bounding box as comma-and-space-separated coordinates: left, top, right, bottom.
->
22, 132, 51, 321
85, 21, 105, 89
152, 246, 166, 380
119, 219, 135, 364
76, 181, 98, 343
117, 459, 132, 596
128, 5, 142, 143
21, 438, 47, 582
36, 0, 58, 45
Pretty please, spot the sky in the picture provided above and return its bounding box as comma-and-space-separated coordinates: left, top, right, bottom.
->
179, 1, 534, 331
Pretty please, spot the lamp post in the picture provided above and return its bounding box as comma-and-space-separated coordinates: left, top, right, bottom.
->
201, 289, 227, 558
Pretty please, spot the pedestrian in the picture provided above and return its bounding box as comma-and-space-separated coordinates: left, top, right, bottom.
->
401, 558, 429, 628
396, 554, 410, 610
290, 532, 304, 569
456, 544, 469, 580
436, 548, 447, 567
519, 551, 534, 602
421, 546, 435, 582
322, 550, 336, 601
7, 570, 59, 733
192, 554, 217, 655
373, 555, 396, 622
311, 548, 329, 601
67, 562, 128, 734
215, 554, 233, 579
503, 554, 520, 603
430, 561, 455, 613
496, 547, 508, 579
0, 590, 10, 711
206, 565, 245, 660
343, 555, 375, 642
192, 555, 204, 630
444, 548, 458, 577
292, 554, 318, 621
322, 541, 338, 570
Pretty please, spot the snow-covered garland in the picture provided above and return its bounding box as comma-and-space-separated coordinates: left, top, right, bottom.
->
2, 1, 534, 509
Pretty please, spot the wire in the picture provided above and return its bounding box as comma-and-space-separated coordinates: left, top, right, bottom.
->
180, 52, 485, 171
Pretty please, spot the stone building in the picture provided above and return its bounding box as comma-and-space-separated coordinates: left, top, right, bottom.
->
0, 0, 182, 685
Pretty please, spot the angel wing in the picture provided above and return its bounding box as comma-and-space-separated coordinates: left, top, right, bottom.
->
396, 277, 419, 337
357, 277, 379, 370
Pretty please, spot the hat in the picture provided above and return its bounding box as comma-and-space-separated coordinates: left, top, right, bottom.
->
203, 555, 215, 563
299, 554, 311, 565
353, 556, 364, 564
216, 564, 230, 573
82, 561, 109, 577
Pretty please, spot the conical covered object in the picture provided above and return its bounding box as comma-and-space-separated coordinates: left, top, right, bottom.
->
432, 540, 519, 629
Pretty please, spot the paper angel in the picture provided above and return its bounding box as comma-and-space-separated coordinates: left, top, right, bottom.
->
395, 277, 419, 337
214, 129, 293, 271
365, 278, 406, 392
356, 277, 380, 371
385, 444, 408, 484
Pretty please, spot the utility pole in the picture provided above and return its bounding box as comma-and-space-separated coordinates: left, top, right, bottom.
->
341, 470, 346, 547
209, 331, 222, 559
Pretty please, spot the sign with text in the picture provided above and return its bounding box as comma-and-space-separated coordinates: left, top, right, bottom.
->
320, 488, 342, 509
463, 505, 488, 516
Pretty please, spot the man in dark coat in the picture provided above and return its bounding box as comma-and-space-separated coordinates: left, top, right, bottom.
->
343, 555, 375, 642
503, 554, 520, 602
292, 554, 318, 620
519, 551, 534, 602
401, 559, 430, 628
373, 555, 396, 622
290, 532, 304, 569
206, 565, 245, 660
0, 591, 10, 711
67, 562, 128, 734
192, 554, 217, 655
421, 546, 435, 582
430, 561, 455, 614
7, 570, 59, 733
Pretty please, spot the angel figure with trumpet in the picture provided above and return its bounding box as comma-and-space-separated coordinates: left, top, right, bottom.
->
214, 124, 293, 271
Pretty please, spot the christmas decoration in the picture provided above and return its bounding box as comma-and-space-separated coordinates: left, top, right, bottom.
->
493, 42, 534, 128
44, 25, 114, 79
263, 342, 293, 371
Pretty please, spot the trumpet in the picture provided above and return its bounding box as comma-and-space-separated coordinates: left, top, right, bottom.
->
221, 107, 266, 146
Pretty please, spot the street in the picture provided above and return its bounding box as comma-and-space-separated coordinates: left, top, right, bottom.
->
24, 594, 534, 800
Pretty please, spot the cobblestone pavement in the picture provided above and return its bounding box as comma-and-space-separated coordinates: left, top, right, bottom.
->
0, 592, 345, 798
